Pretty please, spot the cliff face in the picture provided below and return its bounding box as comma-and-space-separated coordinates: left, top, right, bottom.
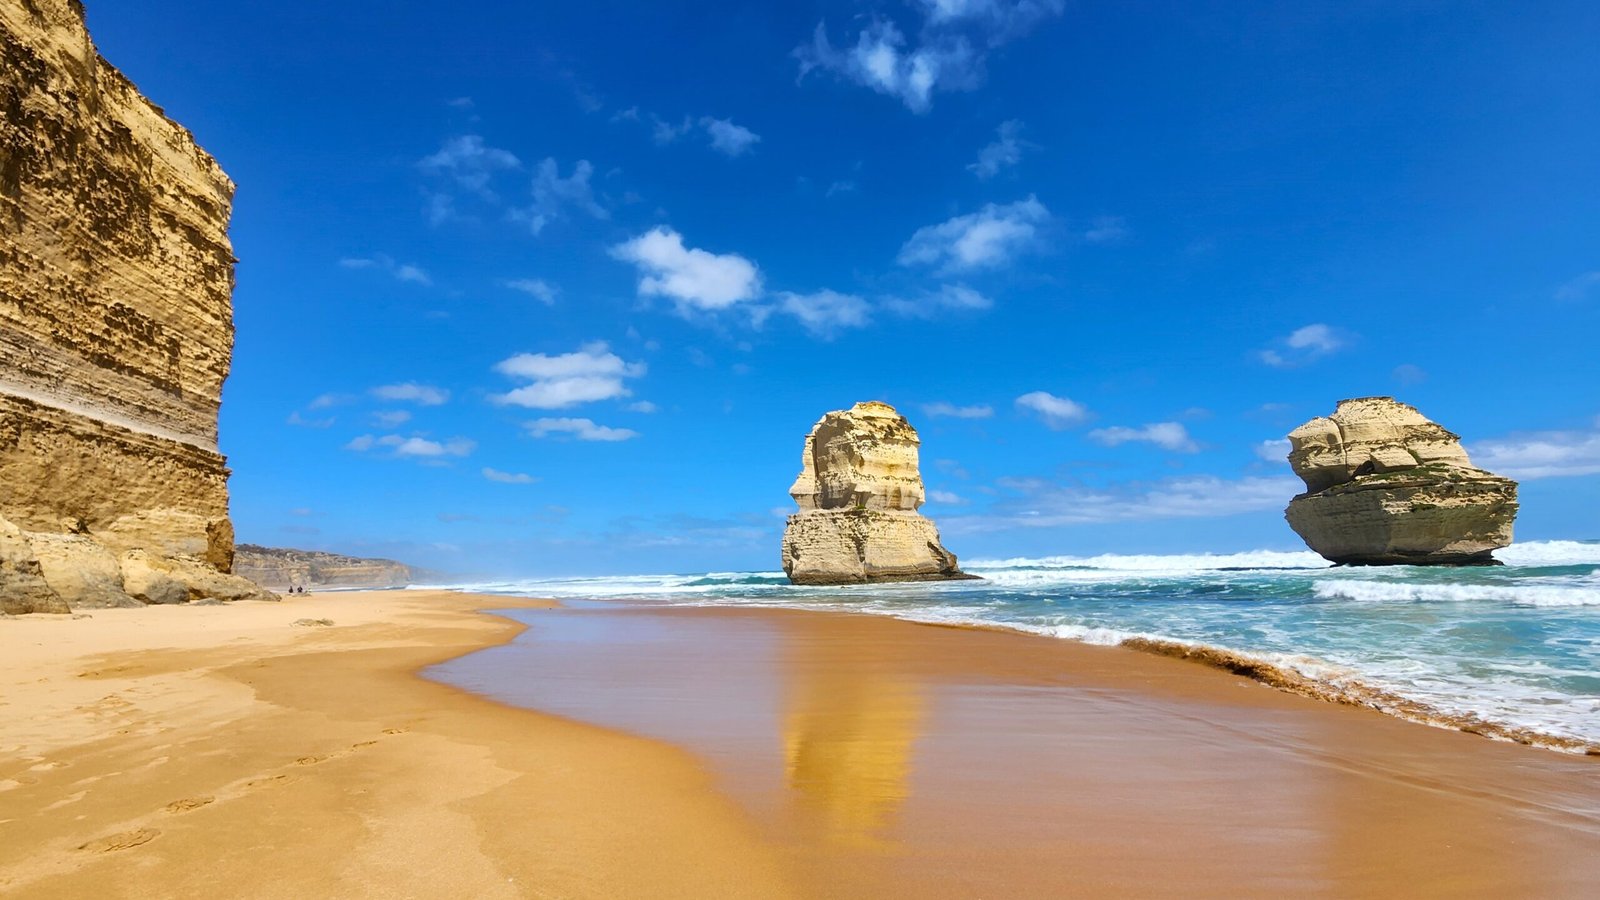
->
1284, 398, 1518, 566
781, 401, 971, 585
1, 1, 269, 612
234, 546, 414, 590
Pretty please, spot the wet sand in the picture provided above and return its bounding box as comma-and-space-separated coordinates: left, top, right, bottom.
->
3, 591, 1598, 897
437, 602, 1600, 898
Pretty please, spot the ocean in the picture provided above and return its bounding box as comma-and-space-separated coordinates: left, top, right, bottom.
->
420, 539, 1600, 752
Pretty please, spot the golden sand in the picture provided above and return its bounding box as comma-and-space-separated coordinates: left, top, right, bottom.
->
3, 591, 1598, 897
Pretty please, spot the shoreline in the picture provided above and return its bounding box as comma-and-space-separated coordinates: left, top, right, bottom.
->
431, 598, 1600, 896
4, 589, 1598, 896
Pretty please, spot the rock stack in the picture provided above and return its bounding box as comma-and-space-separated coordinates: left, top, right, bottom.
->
1, 1, 272, 612
1284, 397, 1518, 566
781, 401, 972, 585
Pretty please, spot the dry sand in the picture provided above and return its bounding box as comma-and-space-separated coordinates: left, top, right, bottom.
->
3, 590, 1598, 898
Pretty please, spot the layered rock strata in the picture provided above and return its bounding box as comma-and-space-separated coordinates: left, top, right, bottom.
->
1284, 397, 1518, 566
0, 1, 270, 612
781, 401, 972, 585
234, 545, 414, 591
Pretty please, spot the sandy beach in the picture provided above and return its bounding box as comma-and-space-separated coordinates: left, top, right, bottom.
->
3, 590, 1598, 898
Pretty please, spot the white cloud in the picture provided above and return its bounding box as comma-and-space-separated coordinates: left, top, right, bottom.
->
1259, 323, 1350, 368
527, 417, 640, 442
1255, 438, 1292, 463
340, 254, 432, 286
897, 196, 1050, 272
1469, 426, 1600, 479
1555, 271, 1600, 302
371, 383, 450, 406
492, 341, 645, 409
516, 158, 608, 235
418, 135, 520, 196
700, 117, 761, 157
882, 283, 993, 317
923, 402, 993, 419
776, 290, 872, 337
945, 474, 1299, 531
825, 180, 857, 197
968, 119, 1031, 179
346, 433, 474, 459
627, 401, 659, 414
796, 3, 1061, 112
610, 227, 762, 313
387, 435, 475, 458
1088, 422, 1200, 453
371, 410, 413, 428
1015, 391, 1089, 429
927, 489, 967, 505
483, 467, 538, 484
504, 278, 558, 305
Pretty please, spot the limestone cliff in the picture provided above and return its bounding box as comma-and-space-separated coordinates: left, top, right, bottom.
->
1284, 397, 1518, 566
234, 545, 414, 591
781, 401, 971, 585
0, 1, 270, 611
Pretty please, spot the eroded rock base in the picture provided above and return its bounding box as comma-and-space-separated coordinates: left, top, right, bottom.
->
782, 510, 974, 586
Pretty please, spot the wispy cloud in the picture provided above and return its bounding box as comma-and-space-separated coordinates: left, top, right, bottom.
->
1088, 422, 1200, 453
1555, 271, 1600, 303
1082, 216, 1129, 244
514, 158, 608, 235
286, 411, 335, 429
922, 402, 994, 419
492, 342, 645, 409
1469, 425, 1600, 479
346, 434, 475, 459
1015, 391, 1089, 429
340, 255, 432, 286
927, 489, 967, 505
701, 117, 761, 157
898, 196, 1050, 272
483, 467, 538, 484
370, 410, 413, 428
526, 417, 640, 442
945, 474, 1299, 531
1258, 323, 1350, 368
968, 119, 1033, 179
1255, 438, 1292, 463
776, 290, 872, 337
503, 278, 558, 305
610, 227, 762, 314
881, 283, 993, 317
370, 383, 450, 406
419, 135, 520, 197
795, 2, 1063, 112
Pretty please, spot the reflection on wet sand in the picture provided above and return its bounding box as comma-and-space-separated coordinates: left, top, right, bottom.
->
782, 653, 923, 846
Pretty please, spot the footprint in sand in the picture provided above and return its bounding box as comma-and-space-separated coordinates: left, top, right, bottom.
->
243, 774, 293, 791
164, 796, 214, 814
79, 828, 158, 853
294, 755, 328, 766
351, 740, 378, 749
381, 728, 408, 735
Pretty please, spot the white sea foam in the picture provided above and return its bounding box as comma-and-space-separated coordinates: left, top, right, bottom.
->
1495, 539, 1600, 567
1313, 578, 1600, 607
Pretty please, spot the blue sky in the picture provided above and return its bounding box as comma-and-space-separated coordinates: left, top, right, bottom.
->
88, 0, 1599, 575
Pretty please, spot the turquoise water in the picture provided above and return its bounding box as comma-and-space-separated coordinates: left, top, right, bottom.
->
424, 540, 1600, 749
